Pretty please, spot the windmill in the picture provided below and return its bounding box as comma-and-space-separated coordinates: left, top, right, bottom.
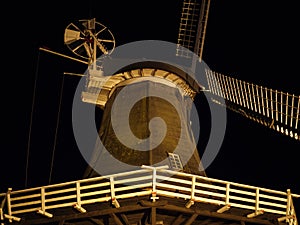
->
0, 1, 299, 225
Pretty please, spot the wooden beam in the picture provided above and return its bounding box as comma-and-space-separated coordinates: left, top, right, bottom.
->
58, 221, 76, 225
151, 207, 156, 225
120, 214, 130, 225
184, 214, 198, 225
90, 218, 105, 225
110, 213, 124, 225
139, 209, 150, 225
197, 219, 214, 225
139, 200, 168, 207
58, 220, 65, 225
12, 204, 150, 225
157, 204, 277, 225
172, 214, 185, 225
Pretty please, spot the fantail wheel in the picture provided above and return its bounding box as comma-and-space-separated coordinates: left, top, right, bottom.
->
64, 18, 115, 63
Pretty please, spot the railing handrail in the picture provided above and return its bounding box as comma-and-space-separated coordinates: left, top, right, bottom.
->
155, 168, 300, 197
0, 167, 299, 224
2, 168, 151, 195
1, 168, 299, 198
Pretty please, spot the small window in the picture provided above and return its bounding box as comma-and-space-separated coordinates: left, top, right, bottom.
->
168, 153, 183, 170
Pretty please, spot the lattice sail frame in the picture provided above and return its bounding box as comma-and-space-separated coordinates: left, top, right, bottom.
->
206, 69, 300, 141
176, 0, 210, 61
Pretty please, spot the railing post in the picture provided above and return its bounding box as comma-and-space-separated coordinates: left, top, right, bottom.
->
185, 176, 195, 208
0, 208, 3, 225
6, 188, 12, 223
247, 188, 264, 218
151, 168, 158, 202
2, 189, 21, 223
254, 188, 264, 216
76, 182, 81, 206
110, 177, 120, 208
286, 189, 296, 224
37, 187, 53, 218
225, 183, 230, 205
255, 188, 260, 212
0, 191, 8, 224
287, 189, 291, 220
74, 181, 86, 213
41, 187, 46, 212
278, 189, 297, 224
191, 176, 195, 202
217, 183, 231, 213
141, 165, 168, 202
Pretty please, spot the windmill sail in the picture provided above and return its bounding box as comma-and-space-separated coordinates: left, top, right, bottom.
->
176, 0, 210, 62
206, 69, 300, 141
175, 0, 299, 141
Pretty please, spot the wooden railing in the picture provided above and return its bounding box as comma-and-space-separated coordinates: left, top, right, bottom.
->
1, 166, 299, 224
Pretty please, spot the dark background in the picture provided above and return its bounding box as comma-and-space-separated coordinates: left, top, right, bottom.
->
1, 0, 299, 215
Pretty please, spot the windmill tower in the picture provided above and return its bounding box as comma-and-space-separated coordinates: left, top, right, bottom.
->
0, 1, 299, 225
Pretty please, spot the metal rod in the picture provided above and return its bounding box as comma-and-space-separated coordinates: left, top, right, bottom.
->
63, 72, 86, 77
39, 47, 89, 65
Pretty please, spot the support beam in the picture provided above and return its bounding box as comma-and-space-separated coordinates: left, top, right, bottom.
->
0, 208, 3, 225
73, 203, 86, 213
277, 215, 295, 223
13, 204, 150, 225
120, 214, 131, 225
158, 204, 276, 225
184, 213, 198, 225
197, 219, 213, 225
37, 210, 53, 218
185, 200, 194, 209
58, 220, 64, 225
172, 214, 185, 225
110, 213, 124, 225
247, 210, 264, 218
90, 218, 105, 225
139, 200, 168, 207
151, 207, 156, 225
139, 209, 150, 225
217, 204, 231, 213
4, 214, 21, 222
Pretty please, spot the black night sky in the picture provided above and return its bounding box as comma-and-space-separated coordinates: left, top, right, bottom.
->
1, 0, 299, 216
